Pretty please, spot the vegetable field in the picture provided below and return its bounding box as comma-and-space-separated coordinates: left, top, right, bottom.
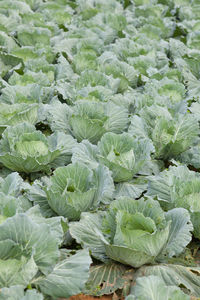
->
1, 0, 200, 299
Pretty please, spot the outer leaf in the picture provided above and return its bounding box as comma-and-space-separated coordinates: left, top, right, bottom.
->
0, 103, 38, 134
114, 177, 148, 199
0, 240, 22, 260
93, 164, 115, 205
0, 286, 44, 300
104, 102, 129, 133
48, 131, 78, 167
84, 262, 128, 296
179, 141, 200, 170
0, 52, 23, 77
25, 205, 64, 246
128, 275, 190, 300
37, 249, 92, 298
72, 140, 99, 169
25, 177, 55, 218
0, 256, 38, 288
0, 285, 25, 300
0, 193, 23, 217
45, 100, 72, 134
104, 244, 157, 268
22, 290, 44, 300
0, 214, 60, 274
162, 208, 193, 258
69, 212, 108, 262
147, 165, 200, 238
69, 114, 107, 144
136, 264, 200, 297
0, 172, 24, 197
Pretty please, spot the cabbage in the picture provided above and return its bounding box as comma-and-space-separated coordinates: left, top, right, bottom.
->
98, 132, 154, 182
70, 197, 193, 267
27, 162, 114, 220
0, 123, 77, 173
147, 165, 200, 239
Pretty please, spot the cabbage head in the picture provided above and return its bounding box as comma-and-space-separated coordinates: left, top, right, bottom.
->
0, 206, 91, 299
70, 197, 193, 267
27, 162, 114, 220
129, 105, 199, 160
98, 132, 154, 182
0, 103, 38, 135
0, 122, 77, 173
69, 101, 128, 144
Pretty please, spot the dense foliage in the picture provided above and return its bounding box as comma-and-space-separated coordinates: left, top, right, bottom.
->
1, 0, 200, 299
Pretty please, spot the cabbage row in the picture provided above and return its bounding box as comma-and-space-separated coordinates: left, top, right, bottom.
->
0, 0, 200, 299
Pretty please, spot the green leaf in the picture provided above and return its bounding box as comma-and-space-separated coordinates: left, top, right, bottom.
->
72, 140, 99, 169
45, 100, 72, 134
104, 244, 157, 268
162, 208, 193, 258
0, 172, 24, 197
0, 103, 38, 132
37, 249, 92, 298
0, 52, 23, 77
69, 212, 109, 262
98, 132, 153, 182
128, 275, 190, 300
46, 163, 97, 220
17, 26, 51, 47
25, 177, 55, 218
0, 256, 37, 288
85, 262, 128, 296
147, 165, 200, 238
0, 214, 60, 274
93, 164, 114, 205
69, 101, 128, 144
0, 123, 74, 173
136, 264, 200, 297
114, 177, 148, 199
0, 286, 44, 300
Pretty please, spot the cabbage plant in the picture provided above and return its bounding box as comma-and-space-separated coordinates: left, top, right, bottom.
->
0, 172, 31, 217
147, 165, 200, 239
0, 206, 91, 299
27, 162, 114, 220
0, 103, 38, 134
0, 123, 77, 173
97, 53, 138, 92
69, 101, 128, 144
129, 106, 199, 160
47, 100, 129, 144
70, 197, 193, 267
97, 132, 154, 182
